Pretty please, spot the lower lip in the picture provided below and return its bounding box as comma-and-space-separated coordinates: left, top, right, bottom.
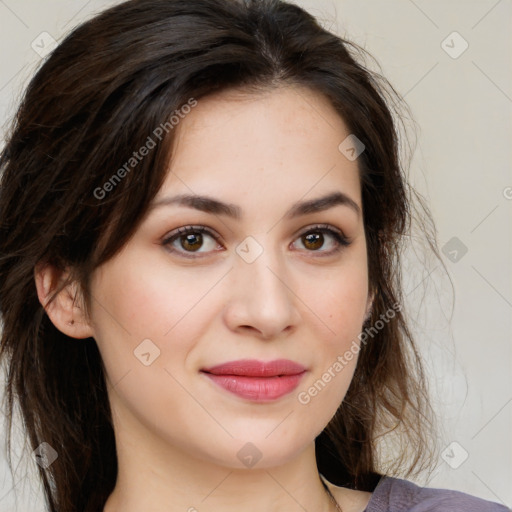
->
202, 372, 306, 402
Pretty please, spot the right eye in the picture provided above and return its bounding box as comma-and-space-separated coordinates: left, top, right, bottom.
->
162, 225, 224, 258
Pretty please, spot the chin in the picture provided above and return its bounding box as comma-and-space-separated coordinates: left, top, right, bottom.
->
200, 432, 313, 471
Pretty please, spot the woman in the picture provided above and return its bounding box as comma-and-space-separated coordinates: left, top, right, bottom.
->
0, 0, 508, 511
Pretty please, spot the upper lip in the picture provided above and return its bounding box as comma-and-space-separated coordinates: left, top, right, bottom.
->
201, 359, 306, 377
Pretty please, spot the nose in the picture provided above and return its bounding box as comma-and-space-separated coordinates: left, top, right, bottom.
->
223, 242, 301, 340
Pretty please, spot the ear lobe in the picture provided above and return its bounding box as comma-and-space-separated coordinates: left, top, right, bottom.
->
34, 263, 94, 339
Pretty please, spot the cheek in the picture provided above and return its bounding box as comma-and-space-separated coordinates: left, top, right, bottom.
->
295, 273, 366, 419
312, 266, 369, 341
88, 262, 219, 431
88, 253, 224, 372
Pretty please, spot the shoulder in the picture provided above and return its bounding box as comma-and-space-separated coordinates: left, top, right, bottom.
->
365, 476, 511, 512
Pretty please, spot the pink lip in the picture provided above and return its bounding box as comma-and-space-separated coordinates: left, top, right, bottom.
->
201, 359, 307, 402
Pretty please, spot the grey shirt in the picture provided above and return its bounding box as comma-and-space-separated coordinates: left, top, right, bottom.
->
362, 476, 511, 511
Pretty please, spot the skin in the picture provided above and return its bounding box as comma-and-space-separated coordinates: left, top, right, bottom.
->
35, 84, 374, 512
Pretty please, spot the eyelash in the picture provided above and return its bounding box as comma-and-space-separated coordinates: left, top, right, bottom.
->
161, 224, 351, 259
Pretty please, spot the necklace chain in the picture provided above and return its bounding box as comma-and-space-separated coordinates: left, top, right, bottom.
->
320, 477, 343, 512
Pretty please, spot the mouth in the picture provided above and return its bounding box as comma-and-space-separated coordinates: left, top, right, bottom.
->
200, 359, 307, 402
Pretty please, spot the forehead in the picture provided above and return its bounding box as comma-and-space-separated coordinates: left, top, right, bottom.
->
158, 85, 362, 209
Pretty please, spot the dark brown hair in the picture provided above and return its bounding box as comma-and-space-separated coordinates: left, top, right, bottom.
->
0, 0, 446, 510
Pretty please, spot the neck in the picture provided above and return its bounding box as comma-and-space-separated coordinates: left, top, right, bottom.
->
103, 411, 336, 512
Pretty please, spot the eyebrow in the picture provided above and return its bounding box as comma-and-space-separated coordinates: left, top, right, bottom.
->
149, 191, 361, 220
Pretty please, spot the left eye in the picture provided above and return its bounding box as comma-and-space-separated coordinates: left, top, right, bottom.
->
291, 224, 351, 254
162, 224, 350, 258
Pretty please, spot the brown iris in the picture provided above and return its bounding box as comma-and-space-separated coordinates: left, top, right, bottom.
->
302, 232, 324, 250
181, 233, 203, 251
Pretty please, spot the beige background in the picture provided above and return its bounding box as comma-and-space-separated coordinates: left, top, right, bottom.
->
0, 0, 511, 510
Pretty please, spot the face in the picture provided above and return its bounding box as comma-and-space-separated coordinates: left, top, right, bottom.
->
85, 85, 372, 469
